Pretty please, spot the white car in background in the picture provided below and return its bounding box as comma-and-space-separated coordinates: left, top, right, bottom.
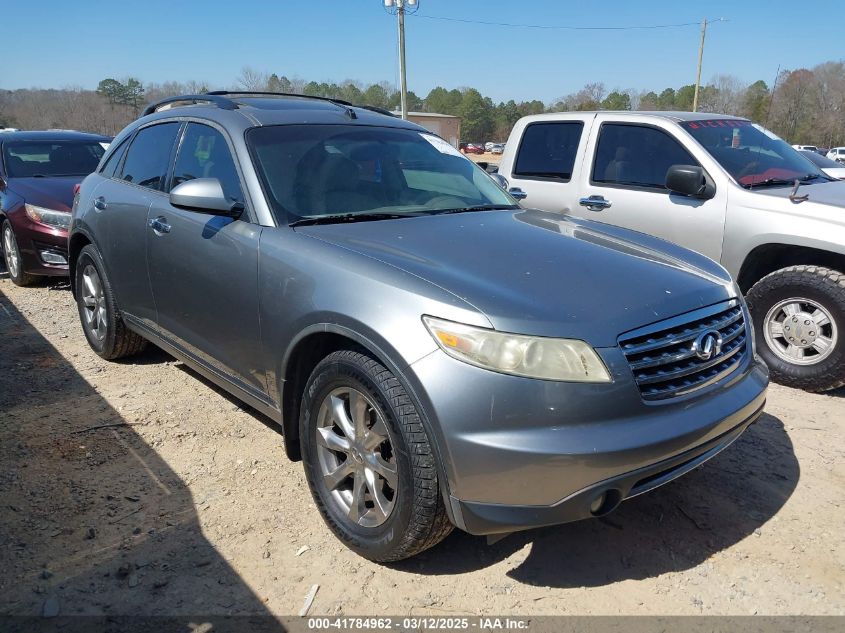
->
792, 144, 818, 153
491, 143, 505, 154
826, 147, 845, 163
801, 150, 845, 179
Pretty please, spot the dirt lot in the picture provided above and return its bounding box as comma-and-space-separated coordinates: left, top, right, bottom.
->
1, 275, 843, 618
468, 152, 501, 165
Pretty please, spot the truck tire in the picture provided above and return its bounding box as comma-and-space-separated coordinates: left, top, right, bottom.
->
746, 265, 845, 392
299, 349, 453, 562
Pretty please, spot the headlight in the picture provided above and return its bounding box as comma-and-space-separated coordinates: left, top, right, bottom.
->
25, 204, 71, 229
423, 316, 611, 382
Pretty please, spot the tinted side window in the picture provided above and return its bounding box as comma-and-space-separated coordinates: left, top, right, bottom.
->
100, 136, 130, 178
173, 123, 243, 204
119, 122, 180, 191
593, 124, 695, 189
514, 122, 583, 181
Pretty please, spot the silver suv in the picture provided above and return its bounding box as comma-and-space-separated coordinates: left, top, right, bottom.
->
70, 93, 768, 561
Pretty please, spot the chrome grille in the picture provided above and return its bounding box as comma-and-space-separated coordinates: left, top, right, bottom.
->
619, 300, 748, 401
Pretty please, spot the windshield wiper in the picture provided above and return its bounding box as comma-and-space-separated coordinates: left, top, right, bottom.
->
436, 204, 519, 215
743, 178, 794, 189
289, 212, 424, 227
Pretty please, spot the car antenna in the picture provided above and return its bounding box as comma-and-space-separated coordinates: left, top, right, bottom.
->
789, 179, 809, 203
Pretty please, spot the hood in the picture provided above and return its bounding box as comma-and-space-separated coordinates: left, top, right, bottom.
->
297, 209, 735, 346
6, 176, 82, 211
753, 178, 845, 209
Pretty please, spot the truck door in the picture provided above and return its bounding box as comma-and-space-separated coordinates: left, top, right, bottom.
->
501, 115, 594, 215
575, 115, 728, 262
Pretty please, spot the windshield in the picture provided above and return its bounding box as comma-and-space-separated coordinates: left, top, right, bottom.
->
2, 140, 106, 178
801, 150, 842, 169
680, 120, 826, 187
247, 125, 516, 223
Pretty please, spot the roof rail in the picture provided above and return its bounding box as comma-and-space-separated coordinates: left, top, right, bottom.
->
206, 90, 354, 107
141, 94, 238, 117
141, 91, 399, 119
208, 91, 396, 117
355, 105, 397, 118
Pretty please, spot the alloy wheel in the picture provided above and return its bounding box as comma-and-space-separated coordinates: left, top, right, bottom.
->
81, 264, 108, 342
315, 386, 398, 528
3, 226, 20, 279
764, 297, 838, 366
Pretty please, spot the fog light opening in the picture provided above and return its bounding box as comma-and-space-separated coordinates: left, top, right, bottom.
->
40, 251, 67, 265
589, 489, 622, 516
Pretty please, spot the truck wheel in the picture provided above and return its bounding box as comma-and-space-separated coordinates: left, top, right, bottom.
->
2, 220, 38, 287
746, 265, 845, 392
74, 244, 148, 360
299, 349, 453, 562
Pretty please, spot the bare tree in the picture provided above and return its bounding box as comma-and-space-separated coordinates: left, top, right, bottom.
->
236, 67, 269, 91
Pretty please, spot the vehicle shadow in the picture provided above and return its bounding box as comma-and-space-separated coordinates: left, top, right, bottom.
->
0, 290, 284, 626
395, 411, 799, 588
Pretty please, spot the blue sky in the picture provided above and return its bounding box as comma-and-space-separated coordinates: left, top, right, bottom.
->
4, 0, 843, 103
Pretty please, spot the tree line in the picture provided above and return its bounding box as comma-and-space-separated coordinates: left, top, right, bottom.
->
1, 61, 843, 147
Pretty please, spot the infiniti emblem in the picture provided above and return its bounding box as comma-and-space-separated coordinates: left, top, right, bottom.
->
692, 329, 723, 361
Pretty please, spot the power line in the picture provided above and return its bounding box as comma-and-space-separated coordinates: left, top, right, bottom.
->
408, 13, 728, 31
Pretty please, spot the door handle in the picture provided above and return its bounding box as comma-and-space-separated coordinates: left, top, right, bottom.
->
508, 187, 528, 201
148, 216, 171, 234
579, 195, 612, 211
93, 196, 107, 211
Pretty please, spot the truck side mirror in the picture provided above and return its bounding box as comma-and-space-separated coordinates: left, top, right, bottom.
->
666, 164, 715, 199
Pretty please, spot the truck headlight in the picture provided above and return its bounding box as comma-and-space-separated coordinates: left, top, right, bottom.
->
423, 316, 611, 382
25, 204, 71, 229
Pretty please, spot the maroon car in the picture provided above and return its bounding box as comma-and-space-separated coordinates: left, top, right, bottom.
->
461, 143, 485, 155
1, 130, 110, 286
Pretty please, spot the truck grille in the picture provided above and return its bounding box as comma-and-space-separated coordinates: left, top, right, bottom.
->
619, 300, 748, 401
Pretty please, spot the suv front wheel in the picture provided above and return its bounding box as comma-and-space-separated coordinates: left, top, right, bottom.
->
299, 349, 453, 562
747, 265, 845, 392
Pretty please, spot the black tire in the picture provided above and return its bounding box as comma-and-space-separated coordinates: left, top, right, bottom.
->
746, 265, 845, 392
2, 220, 38, 287
299, 349, 453, 562
74, 244, 147, 360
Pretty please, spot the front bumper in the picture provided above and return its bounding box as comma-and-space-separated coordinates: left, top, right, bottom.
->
409, 347, 769, 534
454, 401, 763, 534
7, 210, 69, 276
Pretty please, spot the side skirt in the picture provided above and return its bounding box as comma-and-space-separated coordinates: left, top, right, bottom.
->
122, 314, 282, 425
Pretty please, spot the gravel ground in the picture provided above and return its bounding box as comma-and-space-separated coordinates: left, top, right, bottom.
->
1, 275, 843, 618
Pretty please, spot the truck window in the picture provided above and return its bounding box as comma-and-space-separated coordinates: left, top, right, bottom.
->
592, 123, 695, 190
513, 122, 583, 181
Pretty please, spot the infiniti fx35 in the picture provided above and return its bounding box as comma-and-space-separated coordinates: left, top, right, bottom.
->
69, 93, 769, 561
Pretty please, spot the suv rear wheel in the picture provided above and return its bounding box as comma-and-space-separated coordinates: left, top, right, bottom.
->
74, 244, 147, 360
747, 265, 845, 392
299, 349, 453, 562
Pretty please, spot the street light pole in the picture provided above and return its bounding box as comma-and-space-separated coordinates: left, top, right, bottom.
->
384, 0, 417, 120
397, 2, 408, 119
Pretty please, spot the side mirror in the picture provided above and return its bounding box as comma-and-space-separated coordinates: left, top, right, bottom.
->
169, 178, 242, 216
666, 165, 715, 199
488, 173, 508, 189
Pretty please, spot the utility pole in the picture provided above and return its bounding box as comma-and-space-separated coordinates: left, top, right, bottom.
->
384, 0, 418, 120
692, 17, 707, 112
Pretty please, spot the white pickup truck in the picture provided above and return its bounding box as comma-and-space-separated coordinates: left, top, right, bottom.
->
496, 111, 845, 392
